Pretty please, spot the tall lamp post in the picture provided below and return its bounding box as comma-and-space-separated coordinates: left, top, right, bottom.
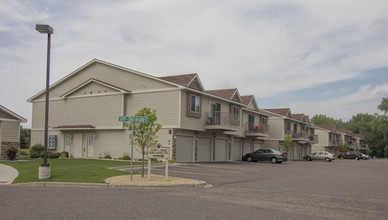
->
36, 24, 53, 179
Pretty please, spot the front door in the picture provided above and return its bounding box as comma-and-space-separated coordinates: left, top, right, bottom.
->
73, 134, 83, 157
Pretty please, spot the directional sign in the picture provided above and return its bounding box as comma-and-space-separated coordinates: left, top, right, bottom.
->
148, 144, 170, 159
119, 116, 148, 123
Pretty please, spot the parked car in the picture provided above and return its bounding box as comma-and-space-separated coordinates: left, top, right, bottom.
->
242, 148, 285, 164
361, 154, 371, 160
338, 152, 362, 160
303, 151, 335, 162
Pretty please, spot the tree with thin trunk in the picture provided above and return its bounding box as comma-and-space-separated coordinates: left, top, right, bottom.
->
127, 108, 161, 177
283, 134, 294, 153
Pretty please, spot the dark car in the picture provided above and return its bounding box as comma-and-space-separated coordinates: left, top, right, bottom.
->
338, 152, 362, 160
242, 148, 285, 164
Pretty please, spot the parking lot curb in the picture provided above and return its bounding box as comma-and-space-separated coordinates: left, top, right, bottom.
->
9, 181, 208, 189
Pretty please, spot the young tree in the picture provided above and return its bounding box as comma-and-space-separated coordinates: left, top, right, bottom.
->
339, 143, 349, 154
127, 108, 162, 177
283, 134, 294, 153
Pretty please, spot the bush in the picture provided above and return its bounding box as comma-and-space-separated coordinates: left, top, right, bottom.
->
118, 153, 131, 160
39, 151, 61, 159
103, 152, 111, 159
61, 151, 69, 158
59, 155, 68, 159
30, 151, 40, 158
30, 144, 44, 158
19, 149, 29, 156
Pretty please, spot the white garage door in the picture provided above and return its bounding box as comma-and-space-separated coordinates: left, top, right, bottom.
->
232, 141, 242, 161
243, 142, 252, 155
175, 135, 193, 162
197, 137, 212, 162
215, 139, 227, 161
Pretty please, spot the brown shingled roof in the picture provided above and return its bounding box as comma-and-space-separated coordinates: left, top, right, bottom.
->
315, 124, 336, 132
241, 95, 253, 105
264, 108, 290, 117
159, 73, 197, 87
206, 88, 238, 100
292, 114, 305, 121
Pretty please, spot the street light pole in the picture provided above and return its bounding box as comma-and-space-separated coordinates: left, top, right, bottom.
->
36, 24, 53, 179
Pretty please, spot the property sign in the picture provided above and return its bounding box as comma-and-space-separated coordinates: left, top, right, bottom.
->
148, 144, 170, 159
119, 116, 148, 123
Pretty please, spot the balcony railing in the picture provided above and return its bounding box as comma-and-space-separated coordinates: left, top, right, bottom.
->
205, 111, 240, 131
245, 122, 270, 136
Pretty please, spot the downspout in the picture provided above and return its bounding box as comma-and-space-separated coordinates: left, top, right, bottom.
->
122, 93, 126, 128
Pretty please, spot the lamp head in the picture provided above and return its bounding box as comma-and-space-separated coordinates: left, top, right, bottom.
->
35, 24, 54, 34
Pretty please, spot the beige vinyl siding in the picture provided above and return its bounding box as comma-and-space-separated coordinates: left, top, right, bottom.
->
66, 95, 122, 127
125, 90, 179, 127
180, 91, 206, 131
1, 121, 20, 142
267, 117, 284, 139
247, 101, 257, 111
33, 62, 177, 101
0, 110, 14, 119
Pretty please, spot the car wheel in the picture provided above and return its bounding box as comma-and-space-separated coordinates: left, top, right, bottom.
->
325, 157, 331, 162
307, 157, 312, 161
270, 157, 277, 164
363, 157, 366, 160
247, 156, 253, 162
355, 157, 359, 160
340, 156, 344, 159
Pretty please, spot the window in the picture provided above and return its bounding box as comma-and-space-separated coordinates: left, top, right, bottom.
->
232, 106, 239, 116
88, 135, 94, 146
190, 95, 200, 113
65, 135, 71, 147
248, 115, 255, 131
261, 117, 267, 125
287, 122, 291, 131
187, 93, 201, 118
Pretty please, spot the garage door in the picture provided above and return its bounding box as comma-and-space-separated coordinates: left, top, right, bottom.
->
197, 137, 212, 162
232, 141, 242, 161
243, 142, 252, 155
254, 143, 261, 151
175, 135, 194, 162
215, 139, 227, 161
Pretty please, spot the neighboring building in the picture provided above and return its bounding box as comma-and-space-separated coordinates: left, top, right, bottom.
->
312, 124, 342, 155
28, 59, 274, 162
0, 105, 27, 160
313, 125, 367, 155
263, 108, 317, 160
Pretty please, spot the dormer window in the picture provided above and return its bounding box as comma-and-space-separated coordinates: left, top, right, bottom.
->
187, 93, 201, 118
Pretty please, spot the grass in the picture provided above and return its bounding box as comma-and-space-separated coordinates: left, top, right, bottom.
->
0, 158, 142, 184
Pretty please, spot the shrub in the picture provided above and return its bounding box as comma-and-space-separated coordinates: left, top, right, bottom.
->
61, 151, 69, 158
103, 152, 111, 159
30, 151, 40, 158
48, 151, 61, 158
39, 151, 61, 159
19, 149, 29, 156
151, 158, 159, 163
59, 155, 68, 159
118, 153, 131, 160
30, 144, 44, 158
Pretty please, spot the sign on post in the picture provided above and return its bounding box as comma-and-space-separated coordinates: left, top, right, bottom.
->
147, 143, 170, 181
119, 116, 148, 181
119, 116, 148, 123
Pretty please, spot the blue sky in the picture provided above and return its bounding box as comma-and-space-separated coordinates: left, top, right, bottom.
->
1, 0, 388, 127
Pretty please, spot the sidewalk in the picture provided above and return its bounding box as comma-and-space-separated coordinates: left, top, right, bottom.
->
0, 163, 19, 184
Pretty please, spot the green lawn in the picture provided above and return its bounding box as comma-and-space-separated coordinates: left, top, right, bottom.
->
1, 158, 141, 184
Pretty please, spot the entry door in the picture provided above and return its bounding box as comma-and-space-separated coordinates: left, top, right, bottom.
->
87, 134, 95, 157
73, 134, 83, 157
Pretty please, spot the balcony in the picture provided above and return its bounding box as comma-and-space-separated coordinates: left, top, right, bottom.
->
205, 111, 240, 132
286, 131, 318, 144
245, 122, 270, 137
309, 135, 318, 143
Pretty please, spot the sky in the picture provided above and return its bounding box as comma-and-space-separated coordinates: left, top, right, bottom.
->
1, 0, 388, 128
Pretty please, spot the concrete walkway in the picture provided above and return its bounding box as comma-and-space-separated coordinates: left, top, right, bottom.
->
0, 163, 19, 184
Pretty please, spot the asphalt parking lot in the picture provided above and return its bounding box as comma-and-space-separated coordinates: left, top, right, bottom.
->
2, 159, 388, 219
139, 159, 388, 219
